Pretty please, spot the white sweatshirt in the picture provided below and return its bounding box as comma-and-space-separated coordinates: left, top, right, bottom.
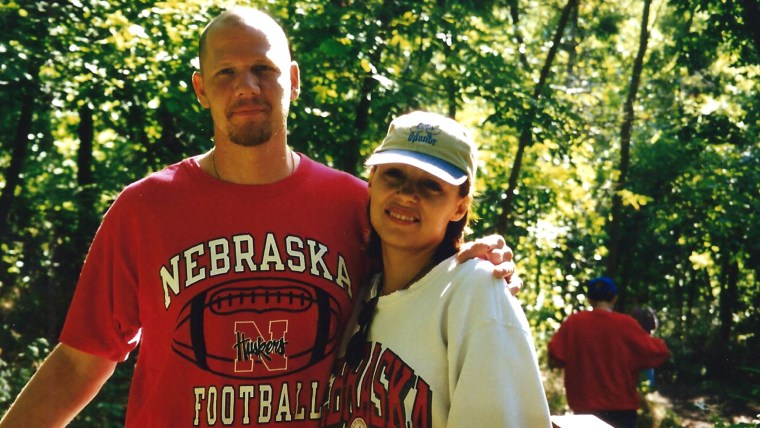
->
321, 256, 552, 428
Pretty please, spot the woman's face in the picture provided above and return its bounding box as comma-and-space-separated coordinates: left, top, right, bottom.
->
368, 164, 470, 256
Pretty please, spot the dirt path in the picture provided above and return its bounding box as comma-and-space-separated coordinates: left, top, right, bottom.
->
647, 381, 759, 427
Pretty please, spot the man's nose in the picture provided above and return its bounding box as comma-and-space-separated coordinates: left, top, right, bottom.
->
236, 72, 261, 96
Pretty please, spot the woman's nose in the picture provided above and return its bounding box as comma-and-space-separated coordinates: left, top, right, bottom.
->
397, 180, 419, 200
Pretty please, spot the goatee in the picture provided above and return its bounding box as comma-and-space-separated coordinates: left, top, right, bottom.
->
228, 122, 272, 147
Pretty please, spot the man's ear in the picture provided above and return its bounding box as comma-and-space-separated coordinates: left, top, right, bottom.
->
450, 195, 472, 221
192, 71, 210, 109
290, 61, 301, 101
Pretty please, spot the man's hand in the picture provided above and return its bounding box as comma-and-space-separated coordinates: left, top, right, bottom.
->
457, 234, 523, 295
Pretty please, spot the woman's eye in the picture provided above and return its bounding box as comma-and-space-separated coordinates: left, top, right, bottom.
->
421, 180, 443, 192
383, 168, 404, 181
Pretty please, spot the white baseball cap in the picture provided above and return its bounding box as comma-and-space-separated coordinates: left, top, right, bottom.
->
366, 111, 478, 185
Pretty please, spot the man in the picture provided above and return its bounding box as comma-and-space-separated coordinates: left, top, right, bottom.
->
548, 276, 669, 428
0, 8, 518, 427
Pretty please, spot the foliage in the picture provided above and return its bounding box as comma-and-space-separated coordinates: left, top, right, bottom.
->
1, 0, 757, 423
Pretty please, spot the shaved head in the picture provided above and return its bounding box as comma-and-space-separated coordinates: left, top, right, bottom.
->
191, 6, 300, 150
198, 7, 291, 72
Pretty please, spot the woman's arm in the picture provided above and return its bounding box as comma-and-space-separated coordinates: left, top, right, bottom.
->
447, 274, 551, 427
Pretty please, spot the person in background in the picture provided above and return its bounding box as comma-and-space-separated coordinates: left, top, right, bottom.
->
0, 8, 520, 427
632, 304, 660, 388
548, 276, 670, 428
321, 111, 552, 427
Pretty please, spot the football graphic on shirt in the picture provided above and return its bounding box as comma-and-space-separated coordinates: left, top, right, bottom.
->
172, 276, 342, 379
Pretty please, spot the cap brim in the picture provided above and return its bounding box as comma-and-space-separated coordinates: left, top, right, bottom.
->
365, 149, 468, 185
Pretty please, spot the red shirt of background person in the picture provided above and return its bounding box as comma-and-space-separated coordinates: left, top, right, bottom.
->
548, 276, 670, 428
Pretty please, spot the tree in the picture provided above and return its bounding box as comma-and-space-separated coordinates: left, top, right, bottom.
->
497, 0, 580, 233
606, 0, 653, 279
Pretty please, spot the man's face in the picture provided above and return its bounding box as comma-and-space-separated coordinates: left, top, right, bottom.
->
192, 20, 299, 147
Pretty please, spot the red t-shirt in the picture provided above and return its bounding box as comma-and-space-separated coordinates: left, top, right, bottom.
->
61, 155, 370, 427
548, 309, 669, 412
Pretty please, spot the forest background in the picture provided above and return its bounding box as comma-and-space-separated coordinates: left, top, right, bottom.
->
0, 0, 758, 426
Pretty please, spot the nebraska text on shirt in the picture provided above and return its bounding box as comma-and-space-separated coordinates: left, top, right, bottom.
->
160, 232, 353, 309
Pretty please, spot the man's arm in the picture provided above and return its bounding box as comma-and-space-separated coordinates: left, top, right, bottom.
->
0, 343, 117, 428
547, 351, 565, 369
547, 325, 566, 369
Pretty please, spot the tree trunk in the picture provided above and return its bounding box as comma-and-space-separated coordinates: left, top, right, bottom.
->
44, 103, 98, 339
157, 103, 185, 163
606, 0, 652, 278
741, 0, 760, 55
565, 5, 579, 86
718, 258, 739, 349
76, 103, 97, 246
506, 0, 531, 70
497, 0, 579, 234
0, 78, 39, 241
77, 104, 94, 187
343, 0, 397, 175
441, 1, 458, 119
709, 258, 739, 377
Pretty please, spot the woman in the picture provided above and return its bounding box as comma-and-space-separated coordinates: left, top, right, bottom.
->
320, 111, 551, 427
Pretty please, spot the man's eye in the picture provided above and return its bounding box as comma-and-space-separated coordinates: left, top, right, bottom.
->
216, 69, 234, 76
253, 65, 276, 74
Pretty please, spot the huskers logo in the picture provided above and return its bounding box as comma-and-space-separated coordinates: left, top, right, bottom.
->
234, 321, 288, 372
321, 342, 432, 428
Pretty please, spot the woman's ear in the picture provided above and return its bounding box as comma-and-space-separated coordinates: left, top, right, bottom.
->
367, 168, 377, 189
450, 195, 472, 221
